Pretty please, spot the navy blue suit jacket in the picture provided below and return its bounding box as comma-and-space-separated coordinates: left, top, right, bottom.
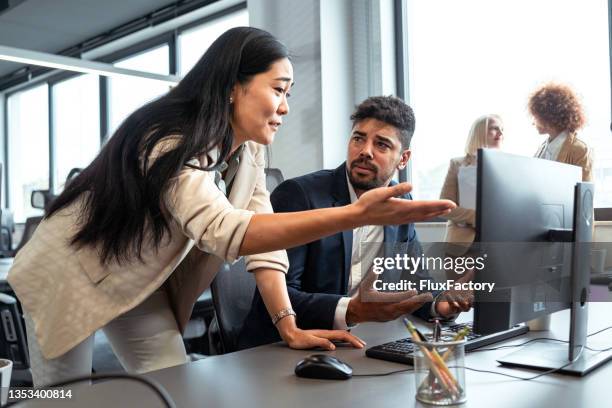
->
239, 163, 433, 349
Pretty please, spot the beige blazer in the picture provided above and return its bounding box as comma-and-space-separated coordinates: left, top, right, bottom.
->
549, 132, 593, 182
439, 155, 477, 248
8, 141, 288, 359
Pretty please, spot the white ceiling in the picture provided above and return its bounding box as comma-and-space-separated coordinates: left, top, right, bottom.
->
0, 0, 181, 79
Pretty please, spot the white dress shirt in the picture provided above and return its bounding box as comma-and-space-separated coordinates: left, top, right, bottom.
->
333, 174, 384, 329
536, 131, 568, 161
332, 174, 448, 329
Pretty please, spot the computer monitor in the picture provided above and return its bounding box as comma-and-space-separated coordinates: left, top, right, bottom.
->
475, 149, 611, 375
473, 149, 581, 335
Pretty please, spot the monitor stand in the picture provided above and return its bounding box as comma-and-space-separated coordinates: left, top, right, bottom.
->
496, 341, 612, 376
498, 183, 612, 376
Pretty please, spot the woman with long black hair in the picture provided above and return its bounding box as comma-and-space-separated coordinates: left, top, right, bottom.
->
8, 27, 454, 386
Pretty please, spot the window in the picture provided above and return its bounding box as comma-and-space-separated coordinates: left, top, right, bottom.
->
7, 84, 49, 222
404, 0, 611, 206
107, 45, 171, 135
3, 6, 252, 222
52, 74, 100, 192
178, 8, 249, 76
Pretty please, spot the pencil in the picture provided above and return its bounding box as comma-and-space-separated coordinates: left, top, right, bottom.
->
418, 325, 469, 396
403, 319, 459, 396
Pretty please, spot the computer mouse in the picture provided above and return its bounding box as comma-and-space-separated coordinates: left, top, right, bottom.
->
294, 354, 353, 380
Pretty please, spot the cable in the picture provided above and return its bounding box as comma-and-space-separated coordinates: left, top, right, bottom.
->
585, 345, 612, 352
451, 345, 587, 381
354, 346, 583, 381
457, 362, 575, 381
5, 373, 175, 408
585, 325, 612, 352
471, 339, 609, 353
587, 325, 612, 337
466, 325, 612, 353
469, 337, 568, 352
353, 368, 413, 377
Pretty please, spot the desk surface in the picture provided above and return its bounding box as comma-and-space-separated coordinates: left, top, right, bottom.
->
20, 302, 612, 408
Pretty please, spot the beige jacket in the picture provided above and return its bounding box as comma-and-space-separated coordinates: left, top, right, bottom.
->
8, 141, 288, 359
539, 132, 593, 182
440, 155, 477, 248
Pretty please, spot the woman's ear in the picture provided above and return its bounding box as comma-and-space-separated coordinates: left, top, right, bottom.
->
230, 83, 248, 105
229, 86, 237, 105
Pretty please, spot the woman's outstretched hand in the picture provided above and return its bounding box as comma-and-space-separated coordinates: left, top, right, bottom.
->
353, 182, 456, 225
276, 317, 365, 350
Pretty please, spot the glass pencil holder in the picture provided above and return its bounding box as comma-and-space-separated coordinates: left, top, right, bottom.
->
412, 338, 467, 406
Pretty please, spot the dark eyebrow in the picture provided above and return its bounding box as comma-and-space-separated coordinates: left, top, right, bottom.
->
352, 130, 366, 136
375, 134, 394, 145
274, 77, 295, 87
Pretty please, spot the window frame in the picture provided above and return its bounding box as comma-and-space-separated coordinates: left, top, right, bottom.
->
394, 0, 612, 212
2, 2, 248, 215
6, 83, 51, 221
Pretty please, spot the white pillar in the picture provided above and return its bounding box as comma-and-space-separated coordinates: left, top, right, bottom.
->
249, 0, 396, 179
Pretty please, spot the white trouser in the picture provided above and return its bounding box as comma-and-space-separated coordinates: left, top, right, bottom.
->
24, 289, 188, 387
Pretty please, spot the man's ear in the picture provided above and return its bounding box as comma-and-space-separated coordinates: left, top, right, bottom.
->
397, 149, 411, 170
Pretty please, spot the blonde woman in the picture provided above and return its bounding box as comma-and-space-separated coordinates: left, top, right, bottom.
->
529, 82, 592, 181
440, 115, 504, 249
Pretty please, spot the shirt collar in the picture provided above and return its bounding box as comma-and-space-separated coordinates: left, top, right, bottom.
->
548, 130, 569, 146
345, 170, 358, 204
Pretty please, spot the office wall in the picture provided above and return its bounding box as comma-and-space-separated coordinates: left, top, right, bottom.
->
0, 93, 4, 157
249, 0, 397, 179
0, 93, 4, 207
249, 0, 324, 178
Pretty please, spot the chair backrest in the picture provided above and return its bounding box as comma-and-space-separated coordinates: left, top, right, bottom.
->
264, 168, 284, 192
0, 210, 14, 256
210, 168, 285, 353
0, 293, 29, 369
15, 216, 43, 254
210, 259, 256, 353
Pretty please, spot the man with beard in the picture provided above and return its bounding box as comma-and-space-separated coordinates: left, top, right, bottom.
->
239, 96, 470, 349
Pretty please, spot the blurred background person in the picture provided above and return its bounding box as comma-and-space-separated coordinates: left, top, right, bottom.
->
529, 82, 592, 181
440, 114, 504, 254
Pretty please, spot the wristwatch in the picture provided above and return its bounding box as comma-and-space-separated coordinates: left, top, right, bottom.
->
271, 308, 297, 325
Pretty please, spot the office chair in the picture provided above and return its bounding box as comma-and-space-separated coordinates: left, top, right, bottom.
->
13, 216, 43, 255
0, 293, 32, 386
210, 260, 256, 354
264, 168, 284, 192
209, 168, 285, 354
0, 211, 15, 257
0, 293, 29, 369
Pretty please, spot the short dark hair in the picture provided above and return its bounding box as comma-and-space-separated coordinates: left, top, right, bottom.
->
350, 96, 415, 148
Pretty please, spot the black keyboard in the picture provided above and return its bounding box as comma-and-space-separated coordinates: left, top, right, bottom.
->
365, 322, 529, 365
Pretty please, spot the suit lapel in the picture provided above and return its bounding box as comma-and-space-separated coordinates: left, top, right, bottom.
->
383, 180, 400, 246
535, 141, 547, 158
331, 163, 353, 291
556, 132, 575, 163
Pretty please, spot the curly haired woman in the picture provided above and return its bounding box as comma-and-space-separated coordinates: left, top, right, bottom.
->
528, 82, 592, 181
